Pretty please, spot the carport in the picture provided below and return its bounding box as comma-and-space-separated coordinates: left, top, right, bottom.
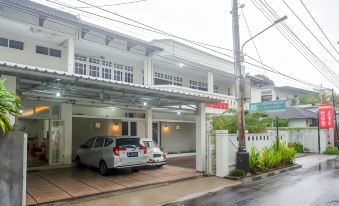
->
0, 62, 223, 171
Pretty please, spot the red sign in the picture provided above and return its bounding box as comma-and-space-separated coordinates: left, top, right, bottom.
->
206, 102, 229, 109
318, 104, 334, 128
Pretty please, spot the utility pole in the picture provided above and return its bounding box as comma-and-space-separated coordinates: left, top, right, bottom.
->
232, 0, 248, 172
331, 89, 338, 147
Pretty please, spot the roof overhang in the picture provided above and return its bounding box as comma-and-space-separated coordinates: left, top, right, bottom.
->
0, 61, 223, 110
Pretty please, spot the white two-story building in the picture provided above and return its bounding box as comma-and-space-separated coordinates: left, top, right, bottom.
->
0, 0, 269, 172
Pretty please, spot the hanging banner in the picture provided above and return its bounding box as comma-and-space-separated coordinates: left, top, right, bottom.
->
318, 104, 334, 128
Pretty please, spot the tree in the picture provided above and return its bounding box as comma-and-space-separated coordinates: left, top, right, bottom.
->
0, 79, 21, 135
298, 91, 339, 106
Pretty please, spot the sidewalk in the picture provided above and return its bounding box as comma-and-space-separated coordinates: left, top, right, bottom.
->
61, 176, 240, 206
59, 154, 336, 206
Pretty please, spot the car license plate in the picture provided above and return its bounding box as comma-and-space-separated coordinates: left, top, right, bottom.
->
127, 152, 138, 157
153, 154, 161, 158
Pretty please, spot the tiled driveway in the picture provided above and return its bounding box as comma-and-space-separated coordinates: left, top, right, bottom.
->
26, 165, 201, 205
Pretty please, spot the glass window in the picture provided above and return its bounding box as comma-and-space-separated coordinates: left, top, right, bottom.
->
102, 60, 112, 67
89, 57, 100, 64
9, 40, 24, 50
125, 72, 133, 83
214, 86, 219, 93
36, 45, 49, 55
75, 62, 86, 75
89, 65, 99, 77
190, 80, 198, 89
102, 68, 111, 79
130, 122, 137, 136
116, 138, 143, 147
114, 70, 123, 81
227, 88, 231, 95
0, 37, 8, 47
84, 137, 96, 148
104, 138, 114, 147
94, 137, 105, 148
122, 121, 128, 136
49, 48, 61, 57
75, 55, 87, 62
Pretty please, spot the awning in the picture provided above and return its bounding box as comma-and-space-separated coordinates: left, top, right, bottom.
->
0, 61, 223, 109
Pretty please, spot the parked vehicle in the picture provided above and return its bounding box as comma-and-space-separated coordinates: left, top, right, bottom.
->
75, 136, 147, 175
142, 139, 167, 167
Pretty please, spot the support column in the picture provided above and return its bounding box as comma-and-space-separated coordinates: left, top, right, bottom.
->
196, 103, 206, 172
146, 108, 152, 139
0, 75, 16, 125
143, 57, 153, 87
66, 38, 75, 74
216, 130, 229, 177
61, 103, 72, 164
208, 71, 214, 93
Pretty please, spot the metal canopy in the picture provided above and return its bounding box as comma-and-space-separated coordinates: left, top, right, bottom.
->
0, 62, 222, 109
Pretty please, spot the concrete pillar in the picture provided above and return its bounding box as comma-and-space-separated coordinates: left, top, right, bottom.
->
0, 75, 16, 125
66, 38, 75, 74
208, 71, 214, 93
196, 103, 206, 172
146, 109, 152, 139
216, 130, 229, 177
60, 103, 72, 164
143, 57, 153, 86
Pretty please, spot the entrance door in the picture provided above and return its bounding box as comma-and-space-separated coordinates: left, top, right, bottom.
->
122, 121, 137, 136
49, 120, 65, 164
152, 122, 159, 143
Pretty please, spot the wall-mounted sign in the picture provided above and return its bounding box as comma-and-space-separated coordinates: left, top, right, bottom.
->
249, 100, 286, 113
318, 104, 334, 128
206, 102, 229, 109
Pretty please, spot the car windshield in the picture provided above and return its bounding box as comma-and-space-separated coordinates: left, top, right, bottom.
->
116, 138, 143, 148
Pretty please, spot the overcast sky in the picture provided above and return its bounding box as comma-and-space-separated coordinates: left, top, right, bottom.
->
34, 0, 339, 91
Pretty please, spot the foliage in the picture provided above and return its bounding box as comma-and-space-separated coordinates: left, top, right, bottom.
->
249, 139, 296, 174
298, 91, 339, 106
290, 143, 303, 153
249, 147, 264, 174
229, 169, 246, 178
0, 79, 21, 135
273, 119, 288, 127
324, 146, 339, 155
211, 110, 272, 134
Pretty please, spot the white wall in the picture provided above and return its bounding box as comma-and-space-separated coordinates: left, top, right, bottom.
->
250, 86, 262, 103
288, 119, 307, 127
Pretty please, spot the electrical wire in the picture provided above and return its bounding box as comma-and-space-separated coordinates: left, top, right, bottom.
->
68, 0, 148, 9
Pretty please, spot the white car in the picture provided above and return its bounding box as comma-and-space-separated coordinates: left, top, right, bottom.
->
142, 139, 167, 167
75, 136, 148, 175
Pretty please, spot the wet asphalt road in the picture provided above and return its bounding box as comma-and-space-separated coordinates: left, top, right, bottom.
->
171, 157, 339, 206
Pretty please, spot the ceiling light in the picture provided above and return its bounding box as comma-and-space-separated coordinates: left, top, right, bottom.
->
56, 78, 61, 81
143, 102, 147, 106
177, 111, 181, 115
19, 110, 23, 114
56, 91, 61, 97
178, 63, 184, 68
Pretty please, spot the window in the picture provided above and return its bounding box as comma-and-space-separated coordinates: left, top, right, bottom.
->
190, 80, 198, 89
36, 45, 49, 55
0, 37, 8, 47
102, 68, 111, 79
75, 62, 86, 75
154, 72, 182, 86
198, 82, 208, 91
122, 121, 128, 136
116, 138, 143, 147
84, 137, 96, 148
75, 55, 87, 62
94, 137, 105, 148
114, 63, 124, 81
104, 138, 114, 147
130, 122, 137, 136
173, 76, 182, 86
102, 60, 112, 67
144, 141, 157, 148
9, 40, 24, 50
125, 66, 134, 83
89, 57, 100, 64
227, 88, 231, 95
214, 86, 219, 93
49, 48, 61, 58
89, 65, 99, 77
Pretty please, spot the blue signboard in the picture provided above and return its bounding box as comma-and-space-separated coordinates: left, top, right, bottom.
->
249, 100, 286, 113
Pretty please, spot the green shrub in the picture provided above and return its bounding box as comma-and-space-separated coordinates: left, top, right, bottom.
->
229, 169, 246, 178
249, 147, 264, 174
324, 146, 339, 155
293, 143, 303, 153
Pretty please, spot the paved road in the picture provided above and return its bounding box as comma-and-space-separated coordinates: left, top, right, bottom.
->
167, 156, 196, 170
170, 156, 339, 206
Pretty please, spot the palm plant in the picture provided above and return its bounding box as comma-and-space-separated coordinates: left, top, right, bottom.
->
0, 79, 21, 135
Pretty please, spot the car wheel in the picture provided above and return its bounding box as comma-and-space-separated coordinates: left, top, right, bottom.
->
99, 160, 108, 176
156, 165, 163, 168
131, 167, 140, 172
75, 156, 82, 168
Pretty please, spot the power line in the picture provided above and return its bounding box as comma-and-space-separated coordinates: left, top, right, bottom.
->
252, 0, 339, 89
300, 0, 339, 54
70, 0, 148, 9
282, 0, 339, 63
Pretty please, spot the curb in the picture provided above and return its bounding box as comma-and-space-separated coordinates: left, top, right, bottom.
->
241, 164, 302, 184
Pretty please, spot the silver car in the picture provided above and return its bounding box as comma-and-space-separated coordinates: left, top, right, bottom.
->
142, 139, 167, 167
75, 136, 148, 175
